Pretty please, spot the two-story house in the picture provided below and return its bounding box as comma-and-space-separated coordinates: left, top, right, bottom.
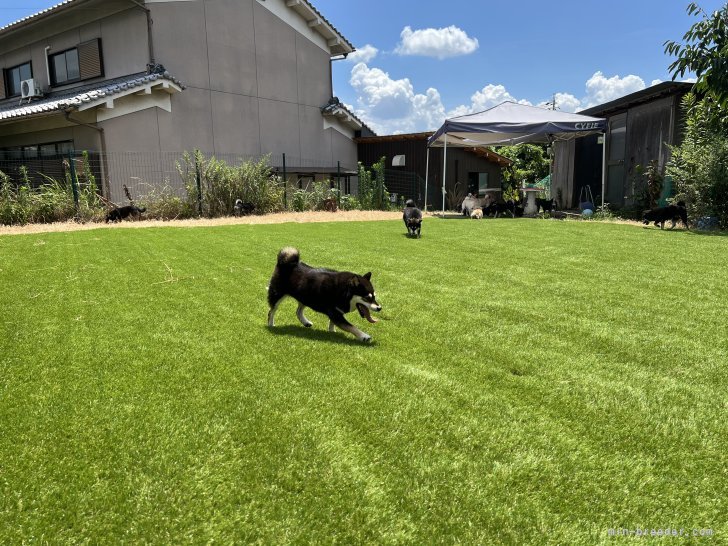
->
0, 0, 368, 201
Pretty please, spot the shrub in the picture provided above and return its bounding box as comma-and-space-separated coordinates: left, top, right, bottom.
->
176, 151, 285, 217
357, 157, 391, 210
666, 93, 728, 228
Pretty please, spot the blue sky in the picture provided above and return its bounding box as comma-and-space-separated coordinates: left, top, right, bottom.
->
1, 0, 725, 135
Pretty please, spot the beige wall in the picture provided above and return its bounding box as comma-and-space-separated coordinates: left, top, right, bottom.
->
1, 0, 357, 193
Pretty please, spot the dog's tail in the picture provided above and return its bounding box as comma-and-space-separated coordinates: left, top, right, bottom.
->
137, 206, 147, 213
277, 247, 300, 268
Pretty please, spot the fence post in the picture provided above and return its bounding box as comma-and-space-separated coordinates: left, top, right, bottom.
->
337, 161, 341, 206
282, 153, 287, 209
67, 151, 80, 213
195, 150, 203, 217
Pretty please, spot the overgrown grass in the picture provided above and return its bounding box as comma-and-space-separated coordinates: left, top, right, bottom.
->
1, 219, 726, 543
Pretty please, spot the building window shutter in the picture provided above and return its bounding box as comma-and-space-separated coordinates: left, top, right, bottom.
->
78, 38, 103, 80
0, 71, 6, 100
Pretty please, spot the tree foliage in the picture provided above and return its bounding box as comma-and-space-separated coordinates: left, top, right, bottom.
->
664, 2, 728, 111
495, 144, 550, 189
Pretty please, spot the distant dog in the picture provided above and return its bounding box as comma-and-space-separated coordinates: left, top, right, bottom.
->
105, 205, 146, 223
267, 247, 382, 342
536, 197, 556, 213
642, 201, 689, 230
403, 199, 422, 237
470, 207, 483, 219
234, 199, 255, 216
484, 201, 516, 218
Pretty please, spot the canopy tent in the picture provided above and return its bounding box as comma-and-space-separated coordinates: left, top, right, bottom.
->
424, 101, 606, 213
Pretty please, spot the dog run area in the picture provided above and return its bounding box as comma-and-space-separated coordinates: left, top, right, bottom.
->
1, 213, 725, 543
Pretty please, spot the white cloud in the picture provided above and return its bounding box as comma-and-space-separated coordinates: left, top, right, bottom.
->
650, 79, 663, 86
394, 25, 479, 59
347, 44, 378, 64
346, 64, 662, 135
348, 62, 445, 134
582, 71, 646, 108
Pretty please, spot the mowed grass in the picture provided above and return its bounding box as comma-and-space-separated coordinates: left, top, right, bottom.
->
0, 218, 726, 544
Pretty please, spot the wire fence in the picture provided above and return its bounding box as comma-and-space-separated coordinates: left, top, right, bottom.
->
0, 150, 360, 205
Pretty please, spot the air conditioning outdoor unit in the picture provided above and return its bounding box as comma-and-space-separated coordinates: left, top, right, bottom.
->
21, 78, 43, 99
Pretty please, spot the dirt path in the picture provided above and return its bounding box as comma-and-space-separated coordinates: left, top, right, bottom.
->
0, 210, 413, 236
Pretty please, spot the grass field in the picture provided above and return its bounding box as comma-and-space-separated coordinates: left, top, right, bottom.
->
1, 217, 726, 544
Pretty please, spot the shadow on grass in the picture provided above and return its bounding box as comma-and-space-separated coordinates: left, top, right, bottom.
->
685, 229, 728, 237
266, 325, 375, 346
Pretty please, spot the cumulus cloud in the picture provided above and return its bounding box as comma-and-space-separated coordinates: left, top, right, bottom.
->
394, 25, 479, 59
348, 62, 445, 134
346, 63, 663, 134
582, 71, 646, 108
347, 44, 378, 64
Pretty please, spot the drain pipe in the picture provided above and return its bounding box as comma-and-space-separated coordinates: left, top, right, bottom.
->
127, 0, 155, 68
61, 109, 111, 199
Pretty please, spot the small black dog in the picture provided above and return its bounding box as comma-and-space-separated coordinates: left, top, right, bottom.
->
403, 199, 422, 237
105, 205, 146, 223
536, 198, 556, 213
484, 201, 516, 218
642, 201, 689, 230
267, 247, 382, 342
234, 199, 255, 216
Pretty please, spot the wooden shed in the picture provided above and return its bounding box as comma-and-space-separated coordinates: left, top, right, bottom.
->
553, 82, 692, 209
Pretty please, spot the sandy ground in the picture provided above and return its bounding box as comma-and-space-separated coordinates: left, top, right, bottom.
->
0, 210, 416, 236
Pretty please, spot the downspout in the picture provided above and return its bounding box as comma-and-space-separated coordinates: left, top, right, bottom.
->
62, 109, 111, 199
127, 0, 155, 68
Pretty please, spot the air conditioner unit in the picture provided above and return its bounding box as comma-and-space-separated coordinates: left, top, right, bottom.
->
21, 79, 43, 99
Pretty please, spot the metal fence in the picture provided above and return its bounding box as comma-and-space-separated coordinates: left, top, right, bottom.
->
0, 150, 359, 205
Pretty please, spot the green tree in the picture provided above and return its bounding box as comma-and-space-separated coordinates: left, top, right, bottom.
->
664, 2, 728, 111
495, 143, 550, 190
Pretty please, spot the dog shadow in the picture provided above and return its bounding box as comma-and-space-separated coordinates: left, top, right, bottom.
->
266, 325, 376, 346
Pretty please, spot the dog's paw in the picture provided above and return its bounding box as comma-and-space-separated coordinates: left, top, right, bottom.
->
304, 322, 312, 328
359, 334, 372, 343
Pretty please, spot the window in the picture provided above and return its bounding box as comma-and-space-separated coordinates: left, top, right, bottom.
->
50, 48, 80, 85
5, 62, 32, 97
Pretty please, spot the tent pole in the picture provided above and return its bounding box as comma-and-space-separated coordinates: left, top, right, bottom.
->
601, 130, 607, 210
442, 134, 447, 216
424, 147, 430, 212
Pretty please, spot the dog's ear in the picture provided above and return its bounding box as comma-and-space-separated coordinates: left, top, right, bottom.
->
363, 272, 372, 280
349, 276, 360, 287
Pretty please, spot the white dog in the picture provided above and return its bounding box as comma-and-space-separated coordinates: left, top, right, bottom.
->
462, 192, 497, 216
470, 207, 483, 219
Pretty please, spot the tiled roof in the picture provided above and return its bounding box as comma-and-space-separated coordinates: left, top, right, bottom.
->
0, 71, 185, 122
321, 97, 376, 135
0, 0, 77, 34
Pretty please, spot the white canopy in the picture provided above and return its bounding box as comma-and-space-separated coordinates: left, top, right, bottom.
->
424, 101, 607, 213
428, 101, 606, 147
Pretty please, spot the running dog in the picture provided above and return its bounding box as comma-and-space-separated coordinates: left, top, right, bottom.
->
403, 199, 422, 237
267, 247, 382, 342
105, 205, 146, 223
234, 199, 255, 216
642, 201, 689, 230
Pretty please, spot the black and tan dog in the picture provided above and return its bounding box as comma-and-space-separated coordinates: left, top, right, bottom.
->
267, 247, 382, 342
105, 205, 146, 223
642, 201, 689, 230
403, 199, 422, 237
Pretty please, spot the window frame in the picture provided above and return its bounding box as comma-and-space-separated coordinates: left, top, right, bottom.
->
49, 47, 81, 87
4, 61, 33, 97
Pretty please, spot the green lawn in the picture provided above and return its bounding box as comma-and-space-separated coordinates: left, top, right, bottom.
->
1, 218, 725, 544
